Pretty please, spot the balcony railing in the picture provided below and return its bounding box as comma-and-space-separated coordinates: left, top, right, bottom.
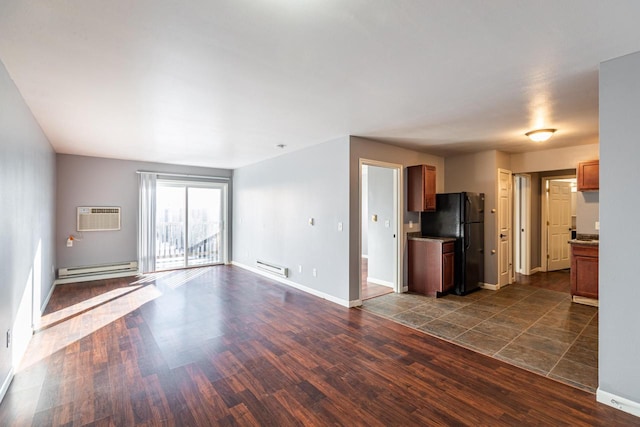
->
155, 221, 221, 270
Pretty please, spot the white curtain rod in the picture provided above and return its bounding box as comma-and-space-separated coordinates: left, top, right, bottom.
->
136, 170, 230, 181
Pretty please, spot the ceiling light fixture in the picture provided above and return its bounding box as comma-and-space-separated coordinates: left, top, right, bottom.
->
525, 128, 557, 142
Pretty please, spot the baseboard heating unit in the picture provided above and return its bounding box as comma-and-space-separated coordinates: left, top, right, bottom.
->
56, 261, 138, 284
256, 260, 288, 278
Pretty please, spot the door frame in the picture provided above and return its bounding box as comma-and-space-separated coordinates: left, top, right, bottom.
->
358, 159, 403, 298
155, 179, 229, 270
514, 174, 532, 275
540, 175, 574, 272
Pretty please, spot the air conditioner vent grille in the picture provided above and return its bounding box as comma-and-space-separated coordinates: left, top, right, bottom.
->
77, 206, 121, 231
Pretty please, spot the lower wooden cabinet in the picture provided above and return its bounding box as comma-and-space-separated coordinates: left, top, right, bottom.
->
408, 238, 455, 297
570, 244, 599, 300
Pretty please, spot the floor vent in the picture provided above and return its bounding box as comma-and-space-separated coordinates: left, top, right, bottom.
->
256, 260, 288, 278
57, 261, 138, 284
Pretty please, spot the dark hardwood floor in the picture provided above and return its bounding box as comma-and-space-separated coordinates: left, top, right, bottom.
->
516, 269, 572, 293
1, 266, 635, 426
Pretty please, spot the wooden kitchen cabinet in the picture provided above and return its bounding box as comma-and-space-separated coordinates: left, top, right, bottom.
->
571, 243, 599, 301
577, 160, 599, 191
408, 238, 455, 297
407, 165, 436, 211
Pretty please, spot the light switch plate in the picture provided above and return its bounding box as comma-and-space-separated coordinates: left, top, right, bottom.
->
338, 222, 343, 231
595, 221, 600, 230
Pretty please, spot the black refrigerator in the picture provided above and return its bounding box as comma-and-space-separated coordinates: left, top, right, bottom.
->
420, 192, 484, 295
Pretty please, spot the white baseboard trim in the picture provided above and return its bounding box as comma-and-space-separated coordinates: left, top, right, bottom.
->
366, 277, 394, 288
479, 282, 499, 291
231, 261, 356, 308
572, 295, 599, 307
54, 270, 138, 285
597, 388, 640, 418
41, 281, 57, 314
529, 267, 541, 275
403, 286, 409, 292
0, 367, 14, 405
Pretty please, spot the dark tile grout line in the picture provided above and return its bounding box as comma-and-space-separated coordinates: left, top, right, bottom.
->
545, 309, 598, 385
358, 285, 597, 393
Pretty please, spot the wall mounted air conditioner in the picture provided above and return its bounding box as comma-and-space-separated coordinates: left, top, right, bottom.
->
77, 207, 121, 231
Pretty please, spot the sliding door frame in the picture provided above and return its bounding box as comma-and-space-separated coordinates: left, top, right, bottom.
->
155, 179, 228, 270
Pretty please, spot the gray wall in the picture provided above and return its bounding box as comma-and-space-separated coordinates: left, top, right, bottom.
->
510, 144, 599, 174
367, 165, 395, 284
599, 50, 640, 407
349, 136, 445, 300
444, 150, 501, 285
576, 191, 599, 235
232, 137, 351, 302
0, 59, 56, 389
56, 154, 232, 269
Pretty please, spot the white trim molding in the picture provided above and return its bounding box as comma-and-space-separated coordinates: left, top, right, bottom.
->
366, 277, 394, 288
0, 367, 13, 405
597, 388, 640, 418
231, 261, 358, 308
479, 282, 509, 291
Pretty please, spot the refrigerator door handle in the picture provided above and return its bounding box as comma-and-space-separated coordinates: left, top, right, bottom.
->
465, 196, 471, 223
465, 222, 471, 249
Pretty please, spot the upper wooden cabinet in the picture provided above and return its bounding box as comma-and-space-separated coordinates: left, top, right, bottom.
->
577, 160, 599, 191
407, 165, 436, 211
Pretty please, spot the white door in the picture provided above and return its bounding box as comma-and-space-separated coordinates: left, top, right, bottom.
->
547, 181, 572, 271
498, 168, 513, 287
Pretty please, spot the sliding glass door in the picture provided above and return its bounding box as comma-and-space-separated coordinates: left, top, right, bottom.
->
155, 181, 226, 271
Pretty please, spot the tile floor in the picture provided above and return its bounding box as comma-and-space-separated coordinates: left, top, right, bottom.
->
359, 282, 599, 392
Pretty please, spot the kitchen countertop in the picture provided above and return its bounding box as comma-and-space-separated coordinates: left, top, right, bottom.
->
569, 233, 599, 246
569, 239, 599, 246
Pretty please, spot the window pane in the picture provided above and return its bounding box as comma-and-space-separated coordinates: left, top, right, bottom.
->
187, 187, 222, 266
156, 185, 186, 271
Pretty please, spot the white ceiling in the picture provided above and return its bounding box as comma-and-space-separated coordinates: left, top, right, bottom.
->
1, 1, 640, 169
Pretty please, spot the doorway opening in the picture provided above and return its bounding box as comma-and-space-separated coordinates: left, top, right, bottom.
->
155, 180, 228, 271
514, 174, 531, 275
359, 160, 402, 301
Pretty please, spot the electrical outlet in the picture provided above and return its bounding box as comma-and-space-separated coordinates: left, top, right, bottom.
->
409, 220, 413, 229
298, 265, 303, 273
595, 221, 600, 230
385, 220, 390, 228
312, 268, 317, 277
337, 222, 343, 231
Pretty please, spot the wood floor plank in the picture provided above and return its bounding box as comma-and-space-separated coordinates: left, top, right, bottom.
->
0, 266, 637, 426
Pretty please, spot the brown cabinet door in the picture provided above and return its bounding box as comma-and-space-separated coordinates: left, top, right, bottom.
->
571, 245, 599, 299
442, 251, 455, 293
407, 165, 437, 211
572, 256, 599, 299
424, 166, 436, 212
577, 160, 599, 191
